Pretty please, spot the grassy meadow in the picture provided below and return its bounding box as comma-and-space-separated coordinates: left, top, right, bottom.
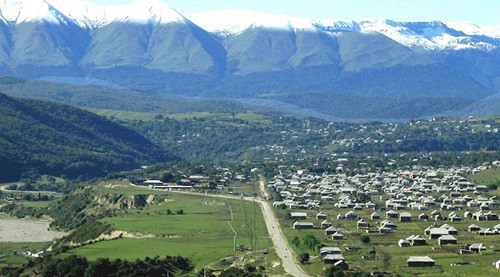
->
0, 242, 49, 268
468, 167, 500, 189
89, 108, 270, 123
66, 183, 285, 274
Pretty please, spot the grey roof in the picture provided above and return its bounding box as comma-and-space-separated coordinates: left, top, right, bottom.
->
293, 222, 313, 226
407, 256, 435, 262
429, 228, 449, 235
323, 254, 345, 261
320, 247, 341, 254
438, 235, 457, 241
470, 243, 485, 249
291, 212, 307, 217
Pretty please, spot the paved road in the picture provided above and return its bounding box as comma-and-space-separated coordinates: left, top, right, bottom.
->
256, 192, 310, 276
127, 182, 309, 277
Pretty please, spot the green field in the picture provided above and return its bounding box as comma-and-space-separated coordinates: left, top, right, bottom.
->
89, 108, 270, 123
275, 191, 500, 276
0, 242, 49, 268
19, 201, 54, 208
468, 167, 500, 189
67, 184, 285, 274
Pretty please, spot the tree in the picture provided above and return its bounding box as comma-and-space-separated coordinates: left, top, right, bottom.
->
299, 253, 310, 264
360, 235, 371, 244
291, 236, 301, 248
325, 265, 345, 277
244, 264, 256, 272
302, 234, 320, 250
160, 171, 175, 183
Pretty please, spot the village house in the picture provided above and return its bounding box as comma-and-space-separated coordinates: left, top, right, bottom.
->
386, 210, 399, 218
316, 212, 327, 219
398, 239, 411, 247
325, 226, 338, 236
407, 256, 435, 267
357, 219, 369, 229
379, 226, 392, 234
438, 235, 457, 246
468, 224, 481, 232
323, 254, 345, 264
293, 222, 314, 230
419, 213, 429, 220
331, 232, 343, 240
469, 243, 487, 253
321, 220, 332, 229
290, 212, 307, 220
371, 212, 381, 220
345, 211, 358, 220
400, 212, 412, 222
429, 227, 449, 239
478, 228, 498, 236
320, 247, 342, 256
407, 235, 427, 246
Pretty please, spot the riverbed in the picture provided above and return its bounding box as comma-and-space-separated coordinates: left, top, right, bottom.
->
0, 215, 66, 242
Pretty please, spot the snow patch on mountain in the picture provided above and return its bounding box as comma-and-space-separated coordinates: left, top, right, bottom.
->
0, 1, 497, 52
0, 0, 74, 25
189, 11, 498, 51
313, 19, 498, 51
104, 0, 186, 25
447, 22, 500, 38
48, 0, 186, 28
188, 10, 317, 36
49, 0, 107, 29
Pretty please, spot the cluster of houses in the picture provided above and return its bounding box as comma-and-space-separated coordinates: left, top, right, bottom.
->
272, 164, 498, 268
319, 246, 348, 269
271, 163, 497, 210
290, 212, 345, 240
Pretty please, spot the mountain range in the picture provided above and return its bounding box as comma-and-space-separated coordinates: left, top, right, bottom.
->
0, 0, 498, 120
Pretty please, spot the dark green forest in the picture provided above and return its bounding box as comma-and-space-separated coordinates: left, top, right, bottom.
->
0, 93, 175, 182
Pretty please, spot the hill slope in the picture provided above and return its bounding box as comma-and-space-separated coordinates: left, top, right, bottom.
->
0, 93, 174, 182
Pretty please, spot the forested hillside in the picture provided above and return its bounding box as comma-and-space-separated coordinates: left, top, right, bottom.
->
0, 94, 175, 182
105, 112, 499, 165
0, 77, 269, 115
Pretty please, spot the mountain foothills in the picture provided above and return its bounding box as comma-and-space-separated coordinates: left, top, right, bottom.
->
0, 0, 498, 120
0, 93, 174, 182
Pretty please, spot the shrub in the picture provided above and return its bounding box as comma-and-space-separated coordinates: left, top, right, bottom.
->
299, 253, 310, 264
360, 235, 371, 244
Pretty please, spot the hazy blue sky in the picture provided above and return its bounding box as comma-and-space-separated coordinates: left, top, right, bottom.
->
88, 0, 499, 26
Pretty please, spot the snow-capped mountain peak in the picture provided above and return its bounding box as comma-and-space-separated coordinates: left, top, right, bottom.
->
447, 21, 500, 38
0, 1, 496, 52
104, 0, 186, 25
0, 0, 74, 25
48, 0, 107, 29
353, 19, 499, 51
188, 10, 317, 36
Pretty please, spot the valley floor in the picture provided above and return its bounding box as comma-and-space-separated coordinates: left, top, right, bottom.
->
0, 214, 66, 243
